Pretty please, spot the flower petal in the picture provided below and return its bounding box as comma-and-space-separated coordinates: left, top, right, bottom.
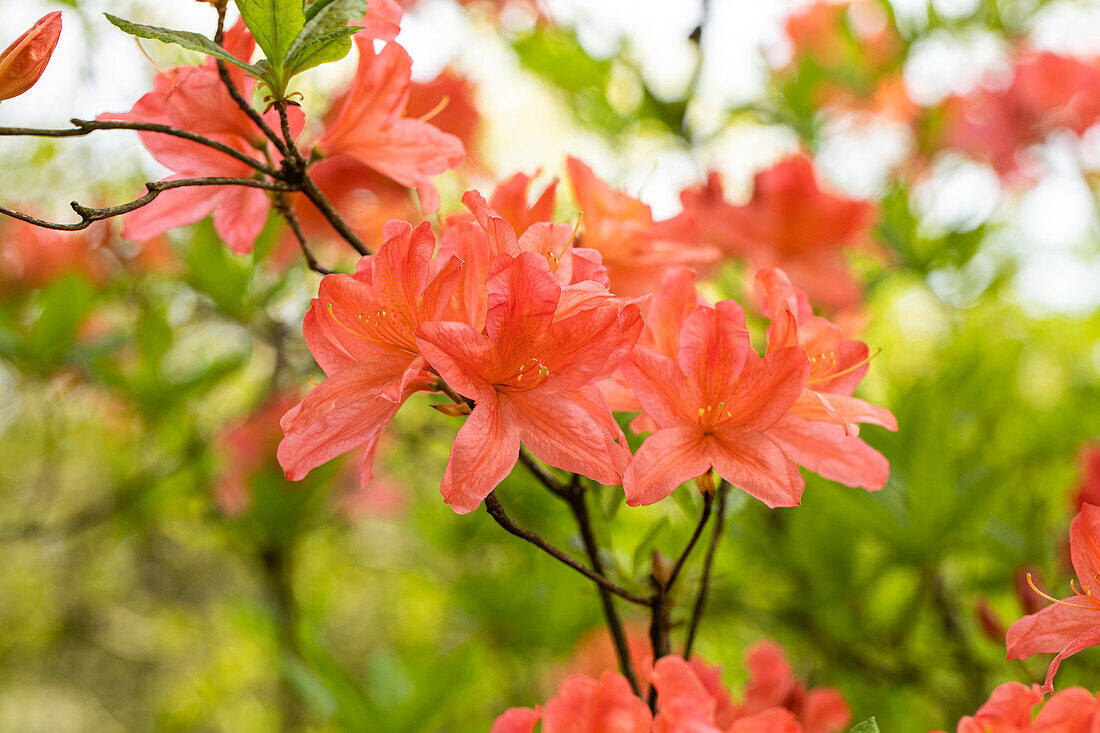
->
621, 346, 697, 429
721, 347, 809, 432
767, 415, 889, 491
1007, 601, 1100, 659
623, 426, 709, 506
707, 427, 804, 508
677, 301, 749, 405
505, 391, 629, 485
490, 707, 542, 733
1070, 504, 1100, 589
485, 251, 560, 366
441, 398, 519, 514
1041, 626, 1100, 694
416, 321, 495, 401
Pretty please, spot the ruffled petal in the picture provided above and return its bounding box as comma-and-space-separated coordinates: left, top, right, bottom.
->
623, 426, 709, 506
505, 391, 629, 485
707, 427, 804, 508
440, 397, 519, 514
767, 415, 889, 491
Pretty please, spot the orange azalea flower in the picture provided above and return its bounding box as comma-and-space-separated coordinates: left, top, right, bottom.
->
620, 298, 809, 508
931, 682, 1100, 733
940, 51, 1100, 179
1007, 504, 1100, 693
0, 219, 106, 292
0, 11, 62, 103
278, 221, 462, 485
755, 267, 896, 490
317, 37, 465, 214
492, 671, 651, 733
681, 156, 875, 311
566, 157, 719, 297
416, 251, 639, 513
406, 68, 482, 169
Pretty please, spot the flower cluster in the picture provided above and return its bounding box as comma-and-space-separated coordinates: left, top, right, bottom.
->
933, 681, 1100, 733
276, 166, 896, 513
494, 641, 850, 733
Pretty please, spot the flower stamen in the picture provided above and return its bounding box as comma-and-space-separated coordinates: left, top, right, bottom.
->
1027, 572, 1100, 611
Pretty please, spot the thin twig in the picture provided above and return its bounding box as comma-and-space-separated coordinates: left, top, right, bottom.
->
518, 447, 569, 500
213, 6, 288, 160
665, 490, 715, 591
483, 491, 650, 606
0, 177, 293, 231
296, 175, 371, 256
566, 485, 642, 695
683, 482, 728, 658
0, 120, 278, 177
275, 197, 334, 275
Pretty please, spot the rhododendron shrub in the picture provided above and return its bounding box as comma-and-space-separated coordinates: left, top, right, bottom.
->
4, 1, 1100, 731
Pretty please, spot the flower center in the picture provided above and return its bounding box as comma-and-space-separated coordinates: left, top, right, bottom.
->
499, 356, 550, 392
325, 302, 417, 354
697, 402, 732, 431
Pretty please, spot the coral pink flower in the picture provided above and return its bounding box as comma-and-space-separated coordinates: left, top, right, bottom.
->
942, 51, 1100, 179
492, 671, 652, 733
0, 219, 105, 291
620, 299, 809, 508
1074, 444, 1100, 509
416, 251, 640, 513
566, 157, 718, 297
485, 172, 559, 234
933, 682, 1100, 733
0, 11, 62, 103
716, 156, 876, 311
406, 68, 482, 168
1007, 504, 1100, 693
650, 656, 805, 733
316, 37, 465, 214
101, 23, 300, 253
735, 642, 850, 733
216, 395, 301, 517
278, 220, 462, 485
755, 267, 896, 490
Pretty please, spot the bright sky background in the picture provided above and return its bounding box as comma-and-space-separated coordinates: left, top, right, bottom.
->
1, 0, 1098, 313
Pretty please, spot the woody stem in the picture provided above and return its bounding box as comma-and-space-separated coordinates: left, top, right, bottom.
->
563, 478, 642, 696
482, 491, 650, 607
683, 482, 729, 658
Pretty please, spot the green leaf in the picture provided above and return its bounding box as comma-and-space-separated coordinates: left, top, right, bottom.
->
283, 26, 359, 77
103, 14, 260, 75
284, 0, 366, 75
235, 0, 305, 67
849, 718, 880, 733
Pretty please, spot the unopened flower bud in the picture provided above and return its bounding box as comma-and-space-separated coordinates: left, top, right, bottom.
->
0, 12, 62, 103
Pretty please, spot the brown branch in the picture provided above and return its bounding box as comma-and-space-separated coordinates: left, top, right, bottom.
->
274, 197, 334, 275
683, 482, 728, 658
483, 491, 651, 606
0, 120, 279, 177
565, 484, 643, 695
0, 177, 294, 231
212, 6, 288, 160
665, 490, 714, 591
296, 175, 371, 256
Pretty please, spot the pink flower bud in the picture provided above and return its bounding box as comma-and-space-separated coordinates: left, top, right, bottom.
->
0, 12, 62, 103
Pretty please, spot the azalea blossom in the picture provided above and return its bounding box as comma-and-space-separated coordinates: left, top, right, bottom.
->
930, 681, 1100, 733
681, 157, 875, 311
491, 671, 651, 733
565, 157, 719, 297
416, 251, 640, 514
755, 267, 896, 490
942, 50, 1100, 179
1007, 503, 1100, 693
0, 218, 106, 291
315, 36, 465, 214
0, 11, 62, 103
620, 298, 809, 508
278, 220, 462, 485
101, 23, 300, 253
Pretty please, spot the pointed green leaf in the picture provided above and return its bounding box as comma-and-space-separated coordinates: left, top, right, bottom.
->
284, 26, 359, 77
849, 718, 880, 733
103, 14, 260, 75
235, 0, 305, 65
284, 0, 366, 72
